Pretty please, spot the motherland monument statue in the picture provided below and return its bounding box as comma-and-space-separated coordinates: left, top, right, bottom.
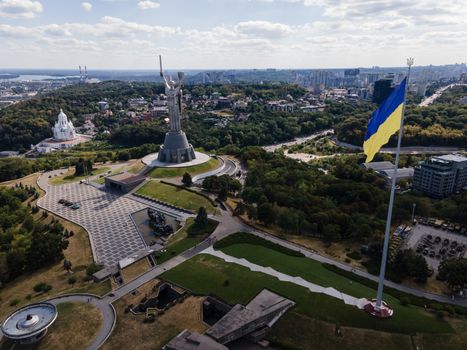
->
157, 55, 196, 163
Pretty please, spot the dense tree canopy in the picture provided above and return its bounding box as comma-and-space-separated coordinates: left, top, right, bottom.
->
0, 186, 69, 286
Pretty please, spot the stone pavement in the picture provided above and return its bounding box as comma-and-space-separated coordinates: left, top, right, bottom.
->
203, 247, 368, 309
37, 179, 147, 266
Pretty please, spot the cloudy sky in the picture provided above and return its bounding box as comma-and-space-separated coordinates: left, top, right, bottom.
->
0, 0, 466, 69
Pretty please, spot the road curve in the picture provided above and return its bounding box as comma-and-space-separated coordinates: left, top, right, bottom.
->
45, 293, 116, 350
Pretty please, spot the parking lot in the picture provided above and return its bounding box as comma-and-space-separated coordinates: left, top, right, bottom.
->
405, 224, 467, 271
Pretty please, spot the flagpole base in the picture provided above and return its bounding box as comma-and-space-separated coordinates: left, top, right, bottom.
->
364, 299, 394, 318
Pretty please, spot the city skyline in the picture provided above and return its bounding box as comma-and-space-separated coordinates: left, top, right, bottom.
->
0, 0, 466, 69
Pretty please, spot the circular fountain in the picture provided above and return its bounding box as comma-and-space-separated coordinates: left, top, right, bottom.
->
1, 303, 58, 344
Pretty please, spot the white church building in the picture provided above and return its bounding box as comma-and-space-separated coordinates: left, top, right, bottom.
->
34, 109, 91, 153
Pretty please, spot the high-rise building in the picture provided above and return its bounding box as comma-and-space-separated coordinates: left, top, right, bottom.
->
372, 78, 394, 104
413, 154, 467, 198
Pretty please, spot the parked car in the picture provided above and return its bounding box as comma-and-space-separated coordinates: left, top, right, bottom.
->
71, 203, 81, 210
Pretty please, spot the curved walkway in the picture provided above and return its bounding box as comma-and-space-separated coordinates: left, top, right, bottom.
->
46, 293, 116, 350
203, 246, 368, 309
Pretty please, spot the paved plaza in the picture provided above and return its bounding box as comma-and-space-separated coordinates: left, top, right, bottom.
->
38, 179, 147, 266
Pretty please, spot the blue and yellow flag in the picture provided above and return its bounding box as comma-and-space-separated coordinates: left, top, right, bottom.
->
364, 78, 407, 163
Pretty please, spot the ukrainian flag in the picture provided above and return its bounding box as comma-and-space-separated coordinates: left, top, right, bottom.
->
363, 78, 407, 163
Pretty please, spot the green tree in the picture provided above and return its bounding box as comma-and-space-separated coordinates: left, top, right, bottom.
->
195, 207, 208, 227
438, 258, 467, 291
182, 172, 192, 187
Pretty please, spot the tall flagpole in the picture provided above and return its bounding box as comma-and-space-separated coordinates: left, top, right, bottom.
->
375, 58, 414, 310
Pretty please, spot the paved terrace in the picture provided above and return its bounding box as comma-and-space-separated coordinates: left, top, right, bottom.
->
37, 171, 147, 266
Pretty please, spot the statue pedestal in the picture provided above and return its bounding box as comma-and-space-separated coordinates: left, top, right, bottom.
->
157, 131, 196, 163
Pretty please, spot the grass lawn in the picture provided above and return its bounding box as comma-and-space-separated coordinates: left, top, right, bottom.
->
136, 180, 215, 214
37, 302, 103, 350
49, 167, 110, 185
156, 218, 218, 263
147, 157, 220, 178
161, 254, 452, 335
269, 312, 414, 350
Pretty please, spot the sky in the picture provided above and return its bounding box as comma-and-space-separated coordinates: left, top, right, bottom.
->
0, 0, 466, 69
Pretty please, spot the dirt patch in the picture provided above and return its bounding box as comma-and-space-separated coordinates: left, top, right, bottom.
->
103, 296, 207, 350
121, 258, 151, 283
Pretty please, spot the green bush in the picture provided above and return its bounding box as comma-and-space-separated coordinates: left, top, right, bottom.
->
444, 305, 455, 315
33, 282, 52, 293
68, 276, 77, 285
436, 310, 445, 319
86, 263, 103, 276
400, 297, 410, 306
9, 299, 20, 306
346, 251, 362, 260
214, 232, 304, 258
454, 307, 465, 316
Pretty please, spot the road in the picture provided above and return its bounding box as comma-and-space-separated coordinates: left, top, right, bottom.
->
419, 83, 466, 107
334, 139, 464, 155
263, 129, 334, 152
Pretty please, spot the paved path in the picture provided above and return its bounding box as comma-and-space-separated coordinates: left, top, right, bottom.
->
37, 171, 147, 266
45, 294, 116, 350
203, 246, 368, 309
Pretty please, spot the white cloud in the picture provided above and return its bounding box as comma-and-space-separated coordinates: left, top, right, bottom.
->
138, 0, 160, 10
0, 0, 43, 19
81, 2, 92, 12
235, 20, 293, 38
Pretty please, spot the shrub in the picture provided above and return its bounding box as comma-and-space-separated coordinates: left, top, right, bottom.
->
436, 310, 444, 319
68, 276, 77, 285
86, 263, 103, 276
223, 279, 230, 287
400, 297, 410, 306
346, 251, 362, 260
26, 294, 32, 301
430, 303, 443, 312
444, 305, 455, 315
33, 282, 52, 293
344, 258, 351, 263
454, 307, 465, 316
9, 299, 20, 306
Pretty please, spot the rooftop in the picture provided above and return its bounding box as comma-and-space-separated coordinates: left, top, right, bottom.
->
206, 289, 295, 342
106, 172, 146, 184
164, 330, 228, 350
362, 161, 394, 172
434, 154, 467, 163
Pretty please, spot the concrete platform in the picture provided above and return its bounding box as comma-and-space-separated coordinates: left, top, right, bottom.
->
142, 151, 211, 168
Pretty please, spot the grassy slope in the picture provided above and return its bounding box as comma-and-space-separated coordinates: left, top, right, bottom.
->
161, 254, 452, 334
136, 180, 215, 213
49, 167, 109, 185
156, 218, 218, 263
38, 302, 103, 350
147, 157, 220, 178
